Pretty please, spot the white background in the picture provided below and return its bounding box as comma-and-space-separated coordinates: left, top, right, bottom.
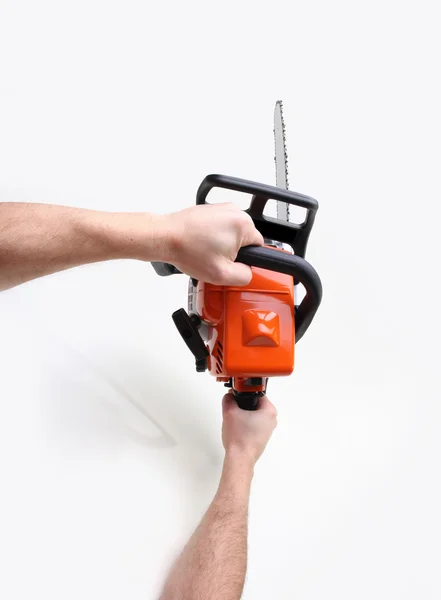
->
1, 1, 440, 598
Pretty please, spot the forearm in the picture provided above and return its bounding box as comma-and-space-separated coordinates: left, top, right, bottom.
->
0, 203, 169, 290
160, 451, 254, 600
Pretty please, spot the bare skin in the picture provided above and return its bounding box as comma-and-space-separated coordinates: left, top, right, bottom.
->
0, 202, 263, 291
0, 199, 273, 598
160, 394, 278, 600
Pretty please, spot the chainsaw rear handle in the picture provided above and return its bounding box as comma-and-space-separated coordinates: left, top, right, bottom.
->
233, 391, 263, 411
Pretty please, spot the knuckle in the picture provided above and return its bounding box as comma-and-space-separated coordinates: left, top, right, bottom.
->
222, 202, 240, 213
238, 211, 253, 227
210, 262, 229, 284
269, 405, 278, 418
228, 208, 248, 226
227, 202, 241, 210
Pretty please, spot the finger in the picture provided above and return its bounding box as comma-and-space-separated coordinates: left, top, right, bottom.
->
256, 395, 268, 410
257, 395, 278, 416
241, 220, 264, 247
222, 392, 238, 415
209, 202, 240, 212
218, 261, 253, 286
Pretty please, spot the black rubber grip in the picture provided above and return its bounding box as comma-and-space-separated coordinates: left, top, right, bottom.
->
151, 262, 181, 276
234, 393, 260, 411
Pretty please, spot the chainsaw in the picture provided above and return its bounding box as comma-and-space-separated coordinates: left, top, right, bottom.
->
152, 101, 322, 410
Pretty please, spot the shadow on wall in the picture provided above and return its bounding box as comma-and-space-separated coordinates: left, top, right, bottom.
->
42, 330, 223, 472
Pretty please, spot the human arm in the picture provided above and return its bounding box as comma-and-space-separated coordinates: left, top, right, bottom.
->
160, 394, 277, 600
0, 201, 263, 291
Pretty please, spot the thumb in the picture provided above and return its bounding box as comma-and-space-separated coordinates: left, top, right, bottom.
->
242, 226, 264, 248
222, 392, 239, 415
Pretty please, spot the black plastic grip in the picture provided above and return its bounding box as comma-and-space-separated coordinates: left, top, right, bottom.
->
234, 392, 260, 411
236, 246, 322, 342
196, 174, 318, 259
151, 262, 181, 277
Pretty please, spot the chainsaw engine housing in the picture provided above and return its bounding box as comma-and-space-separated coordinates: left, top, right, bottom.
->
192, 262, 295, 387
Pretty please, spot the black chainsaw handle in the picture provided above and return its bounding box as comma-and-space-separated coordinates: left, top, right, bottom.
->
151, 262, 181, 276
196, 174, 318, 258
237, 246, 322, 342
153, 245, 322, 341
233, 391, 262, 411
152, 172, 319, 274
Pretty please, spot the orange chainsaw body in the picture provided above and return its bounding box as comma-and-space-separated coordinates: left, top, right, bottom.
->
152, 173, 322, 410
195, 263, 295, 392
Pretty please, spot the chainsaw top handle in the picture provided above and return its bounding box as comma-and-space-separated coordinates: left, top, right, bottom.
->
151, 174, 322, 340
196, 174, 318, 259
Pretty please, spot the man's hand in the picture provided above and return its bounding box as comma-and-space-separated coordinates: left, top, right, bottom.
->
0, 201, 263, 291
160, 393, 278, 599
161, 203, 264, 286
222, 393, 278, 464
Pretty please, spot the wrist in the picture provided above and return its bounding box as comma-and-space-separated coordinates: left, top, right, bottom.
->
126, 212, 180, 263
216, 450, 254, 505
154, 212, 182, 264
88, 211, 173, 263
224, 447, 256, 474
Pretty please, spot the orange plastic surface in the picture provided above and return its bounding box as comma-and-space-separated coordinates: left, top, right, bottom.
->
195, 261, 295, 381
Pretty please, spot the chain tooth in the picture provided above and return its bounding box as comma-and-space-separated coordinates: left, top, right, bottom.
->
274, 100, 290, 220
